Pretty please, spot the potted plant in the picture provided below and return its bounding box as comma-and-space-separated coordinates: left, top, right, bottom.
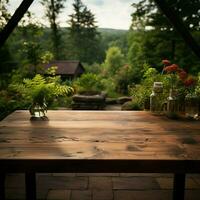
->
9, 72, 73, 120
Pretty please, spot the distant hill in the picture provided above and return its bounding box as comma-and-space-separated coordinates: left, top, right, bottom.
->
98, 28, 128, 34
59, 27, 128, 35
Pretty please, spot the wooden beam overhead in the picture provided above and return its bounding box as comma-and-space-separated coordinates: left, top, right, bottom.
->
154, 0, 200, 59
0, 0, 34, 48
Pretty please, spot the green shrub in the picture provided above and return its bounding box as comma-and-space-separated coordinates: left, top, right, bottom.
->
73, 73, 104, 94
50, 96, 73, 109
0, 90, 24, 120
101, 78, 120, 98
121, 101, 142, 111
129, 67, 171, 109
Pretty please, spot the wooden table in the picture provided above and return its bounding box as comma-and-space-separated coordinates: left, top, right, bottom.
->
0, 110, 200, 200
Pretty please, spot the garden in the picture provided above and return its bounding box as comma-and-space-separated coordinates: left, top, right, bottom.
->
0, 0, 200, 120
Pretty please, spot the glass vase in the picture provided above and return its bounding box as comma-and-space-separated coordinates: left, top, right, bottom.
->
29, 102, 47, 119
167, 89, 179, 113
150, 82, 163, 114
185, 94, 199, 119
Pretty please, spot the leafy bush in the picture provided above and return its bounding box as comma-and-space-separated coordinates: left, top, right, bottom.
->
121, 101, 142, 110
0, 90, 23, 120
84, 63, 102, 74
50, 96, 73, 108
195, 73, 200, 96
129, 67, 171, 109
73, 73, 104, 94
101, 78, 119, 98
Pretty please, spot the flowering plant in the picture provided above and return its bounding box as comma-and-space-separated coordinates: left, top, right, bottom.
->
162, 60, 179, 90
162, 59, 197, 98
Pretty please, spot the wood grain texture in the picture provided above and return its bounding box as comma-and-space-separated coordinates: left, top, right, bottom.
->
0, 110, 200, 173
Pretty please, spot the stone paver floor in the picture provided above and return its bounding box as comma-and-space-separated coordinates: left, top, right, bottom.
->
5, 173, 200, 200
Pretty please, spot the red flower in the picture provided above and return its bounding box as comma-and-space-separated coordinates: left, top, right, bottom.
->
162, 59, 171, 66
178, 70, 187, 80
163, 64, 179, 73
184, 77, 196, 87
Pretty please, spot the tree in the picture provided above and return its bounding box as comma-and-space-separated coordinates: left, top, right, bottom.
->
129, 0, 200, 73
131, 0, 200, 59
131, 0, 200, 32
68, 0, 102, 64
0, 0, 10, 29
18, 11, 43, 41
6, 11, 46, 70
104, 46, 124, 76
41, 0, 66, 59
0, 0, 12, 78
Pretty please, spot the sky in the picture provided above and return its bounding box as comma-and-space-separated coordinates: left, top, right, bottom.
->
8, 0, 140, 30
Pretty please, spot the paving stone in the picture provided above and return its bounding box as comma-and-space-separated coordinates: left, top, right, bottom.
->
5, 174, 25, 188
185, 190, 200, 200
188, 174, 200, 178
38, 173, 53, 176
92, 190, 113, 200
192, 177, 200, 186
46, 189, 71, 200
76, 173, 119, 177
114, 190, 172, 200
5, 174, 200, 200
112, 177, 159, 190
89, 177, 112, 190
120, 173, 172, 177
6, 188, 25, 200
38, 176, 88, 190
6, 183, 48, 200
155, 177, 172, 189
37, 187, 49, 200
52, 173, 76, 177
186, 178, 200, 189
71, 190, 92, 200
156, 177, 200, 189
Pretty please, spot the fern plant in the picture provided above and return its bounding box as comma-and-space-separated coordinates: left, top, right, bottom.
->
9, 73, 73, 117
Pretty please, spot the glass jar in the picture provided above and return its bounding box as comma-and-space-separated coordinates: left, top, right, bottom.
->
150, 82, 163, 114
167, 89, 179, 113
185, 93, 199, 119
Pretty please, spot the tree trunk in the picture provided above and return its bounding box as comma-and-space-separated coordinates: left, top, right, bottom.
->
171, 39, 175, 60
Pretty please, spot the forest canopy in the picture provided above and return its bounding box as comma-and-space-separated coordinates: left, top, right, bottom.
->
0, 0, 200, 115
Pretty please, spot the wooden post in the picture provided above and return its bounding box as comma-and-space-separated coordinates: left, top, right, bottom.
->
0, 0, 34, 48
25, 172, 36, 200
154, 0, 200, 60
0, 173, 5, 200
173, 173, 185, 200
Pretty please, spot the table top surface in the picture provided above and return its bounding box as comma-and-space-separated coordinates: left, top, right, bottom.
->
0, 110, 200, 162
